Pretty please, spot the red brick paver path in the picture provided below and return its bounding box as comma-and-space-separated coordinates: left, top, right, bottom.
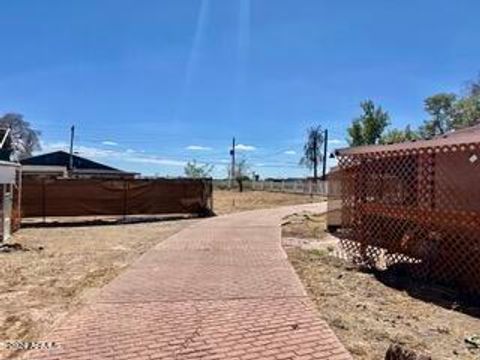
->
27, 204, 351, 360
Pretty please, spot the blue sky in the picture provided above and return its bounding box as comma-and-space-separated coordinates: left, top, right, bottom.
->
0, 0, 479, 178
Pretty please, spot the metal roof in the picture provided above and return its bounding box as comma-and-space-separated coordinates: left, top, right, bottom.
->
21, 150, 126, 172
335, 124, 480, 156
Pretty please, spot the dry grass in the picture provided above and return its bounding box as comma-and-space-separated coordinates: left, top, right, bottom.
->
283, 219, 480, 359
213, 190, 324, 215
0, 219, 194, 359
282, 212, 328, 239
281, 212, 342, 253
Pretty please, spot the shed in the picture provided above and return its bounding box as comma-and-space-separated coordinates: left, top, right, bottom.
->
335, 124, 480, 294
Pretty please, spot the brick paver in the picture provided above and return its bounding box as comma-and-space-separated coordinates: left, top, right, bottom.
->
26, 204, 351, 360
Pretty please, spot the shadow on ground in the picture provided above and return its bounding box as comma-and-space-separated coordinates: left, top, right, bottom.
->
20, 214, 204, 229
372, 267, 480, 319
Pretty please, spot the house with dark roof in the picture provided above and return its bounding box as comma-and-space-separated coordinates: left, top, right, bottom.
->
20, 151, 137, 179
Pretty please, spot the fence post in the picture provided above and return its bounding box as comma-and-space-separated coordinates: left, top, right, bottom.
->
42, 178, 46, 223
209, 179, 214, 213
122, 180, 128, 221
15, 168, 22, 232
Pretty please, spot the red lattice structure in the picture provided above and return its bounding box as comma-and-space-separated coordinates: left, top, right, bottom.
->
335, 125, 480, 294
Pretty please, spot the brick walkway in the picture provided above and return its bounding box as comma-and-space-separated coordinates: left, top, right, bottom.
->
27, 204, 351, 360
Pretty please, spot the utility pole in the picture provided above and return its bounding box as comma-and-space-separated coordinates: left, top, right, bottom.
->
322, 128, 328, 181
313, 135, 317, 182
229, 137, 236, 189
69, 125, 75, 173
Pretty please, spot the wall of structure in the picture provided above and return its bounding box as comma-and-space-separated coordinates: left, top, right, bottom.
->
337, 143, 480, 295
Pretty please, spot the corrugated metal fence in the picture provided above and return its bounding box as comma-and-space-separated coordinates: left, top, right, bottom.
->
21, 178, 213, 218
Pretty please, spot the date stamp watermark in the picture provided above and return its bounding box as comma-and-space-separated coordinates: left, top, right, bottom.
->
1, 340, 59, 351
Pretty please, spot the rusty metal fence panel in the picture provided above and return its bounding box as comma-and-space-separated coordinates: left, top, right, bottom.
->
21, 178, 213, 218
337, 142, 480, 294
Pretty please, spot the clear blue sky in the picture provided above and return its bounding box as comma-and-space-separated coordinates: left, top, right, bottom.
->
0, 0, 479, 178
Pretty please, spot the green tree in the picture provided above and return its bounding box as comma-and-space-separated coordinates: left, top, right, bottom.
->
184, 160, 214, 178
450, 77, 480, 129
0, 113, 41, 160
299, 125, 324, 180
380, 129, 405, 145
380, 125, 419, 144
347, 100, 390, 146
453, 95, 480, 129
419, 93, 457, 138
347, 120, 364, 147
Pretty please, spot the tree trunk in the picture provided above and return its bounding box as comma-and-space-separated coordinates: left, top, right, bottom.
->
237, 179, 243, 192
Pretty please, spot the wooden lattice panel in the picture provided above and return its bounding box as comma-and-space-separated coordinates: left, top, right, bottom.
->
337, 142, 480, 294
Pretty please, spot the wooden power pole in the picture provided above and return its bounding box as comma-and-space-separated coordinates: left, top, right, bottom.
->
313, 135, 317, 181
322, 128, 328, 181
69, 125, 75, 172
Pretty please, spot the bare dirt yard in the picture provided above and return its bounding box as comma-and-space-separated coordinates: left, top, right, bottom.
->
0, 218, 195, 359
213, 189, 324, 215
282, 212, 480, 360
0, 190, 322, 359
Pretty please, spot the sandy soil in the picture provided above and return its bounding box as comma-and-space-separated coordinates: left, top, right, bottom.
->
0, 219, 194, 359
282, 213, 480, 360
0, 190, 322, 358
213, 190, 324, 215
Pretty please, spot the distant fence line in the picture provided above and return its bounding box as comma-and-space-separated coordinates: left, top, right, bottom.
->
214, 179, 335, 196
21, 178, 213, 218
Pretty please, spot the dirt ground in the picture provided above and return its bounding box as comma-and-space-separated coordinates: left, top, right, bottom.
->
0, 218, 195, 359
0, 190, 322, 358
282, 212, 480, 360
213, 189, 324, 215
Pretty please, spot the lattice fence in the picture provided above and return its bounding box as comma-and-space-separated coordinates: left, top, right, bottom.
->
337, 142, 480, 294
